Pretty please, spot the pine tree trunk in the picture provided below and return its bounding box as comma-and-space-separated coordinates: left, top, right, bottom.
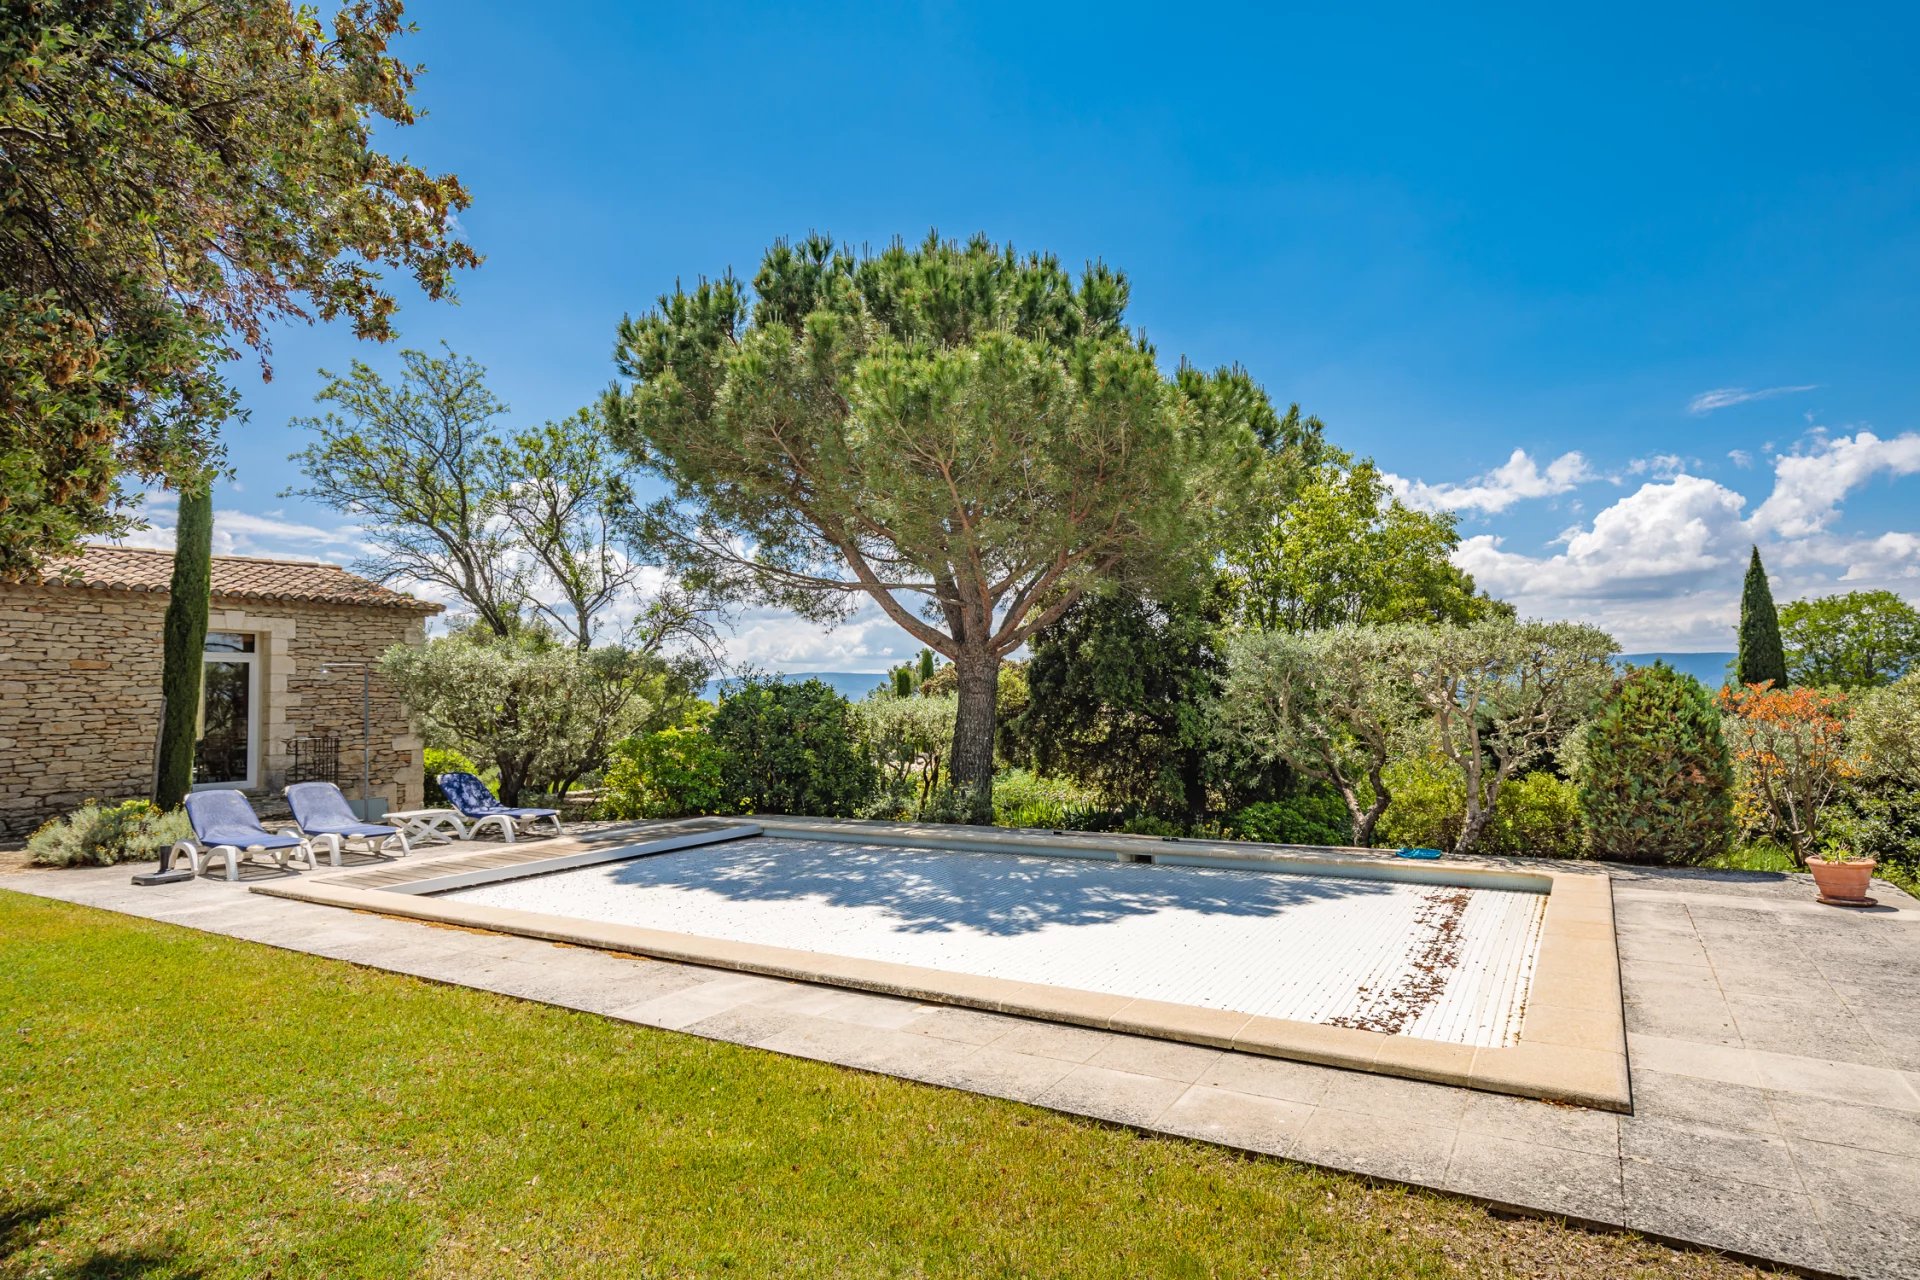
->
154, 484, 213, 810
948, 650, 1000, 821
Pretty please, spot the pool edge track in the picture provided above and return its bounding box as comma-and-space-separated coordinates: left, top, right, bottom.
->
252, 816, 1631, 1113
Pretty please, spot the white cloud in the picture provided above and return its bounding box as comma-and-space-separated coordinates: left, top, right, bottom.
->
1727, 449, 1754, 469
1447, 438, 1920, 648
1687, 385, 1817, 415
1386, 449, 1595, 514
1749, 430, 1920, 537
1626, 453, 1697, 479
721, 599, 914, 673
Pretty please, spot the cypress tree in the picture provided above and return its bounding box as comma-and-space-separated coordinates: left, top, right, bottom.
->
1736, 545, 1788, 689
154, 481, 214, 809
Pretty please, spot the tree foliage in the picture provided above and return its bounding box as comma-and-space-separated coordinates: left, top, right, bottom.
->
1717, 682, 1850, 865
856, 691, 958, 813
707, 677, 876, 817
1841, 673, 1920, 871
289, 347, 720, 656
152, 478, 211, 810
1222, 457, 1507, 631
1779, 590, 1920, 689
1404, 619, 1618, 854
1219, 626, 1425, 846
1736, 546, 1787, 689
602, 232, 1271, 807
1579, 663, 1733, 865
381, 628, 688, 804
0, 0, 476, 576
1012, 589, 1224, 820
597, 726, 730, 820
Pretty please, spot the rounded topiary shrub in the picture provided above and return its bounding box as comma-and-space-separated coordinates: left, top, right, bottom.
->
1579, 663, 1734, 865
708, 677, 877, 817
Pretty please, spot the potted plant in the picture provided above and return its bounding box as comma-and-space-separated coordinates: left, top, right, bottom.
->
1807, 833, 1877, 907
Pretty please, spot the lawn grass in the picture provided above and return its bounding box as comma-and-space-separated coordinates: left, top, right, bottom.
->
0, 889, 1776, 1279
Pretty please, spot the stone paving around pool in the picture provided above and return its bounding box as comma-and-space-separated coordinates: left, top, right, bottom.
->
7, 836, 1920, 1279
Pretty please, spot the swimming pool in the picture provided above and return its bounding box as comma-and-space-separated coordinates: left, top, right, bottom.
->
258, 816, 1629, 1109
442, 832, 1547, 1049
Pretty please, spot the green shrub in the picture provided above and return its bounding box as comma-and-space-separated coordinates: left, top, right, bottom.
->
990, 769, 1102, 829
1579, 663, 1734, 865
28, 800, 191, 868
708, 677, 877, 817
1226, 793, 1355, 847
597, 727, 730, 820
423, 747, 480, 806
1377, 757, 1583, 858
1479, 771, 1583, 859
1375, 754, 1464, 851
1841, 672, 1920, 880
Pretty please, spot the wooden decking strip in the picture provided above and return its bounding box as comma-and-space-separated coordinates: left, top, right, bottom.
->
320, 819, 740, 891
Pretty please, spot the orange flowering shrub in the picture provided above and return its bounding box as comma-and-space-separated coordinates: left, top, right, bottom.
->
1716, 682, 1851, 866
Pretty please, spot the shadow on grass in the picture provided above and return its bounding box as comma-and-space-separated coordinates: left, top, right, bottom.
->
2, 1195, 204, 1279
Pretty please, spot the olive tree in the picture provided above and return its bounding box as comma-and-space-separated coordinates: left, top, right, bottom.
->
1406, 620, 1619, 853
603, 233, 1267, 811
1219, 626, 1425, 846
380, 628, 689, 804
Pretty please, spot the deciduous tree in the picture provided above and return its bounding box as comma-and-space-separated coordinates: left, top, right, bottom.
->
1, 0, 477, 576
603, 233, 1267, 812
289, 348, 720, 657
1718, 682, 1850, 865
1013, 588, 1225, 821
1222, 458, 1507, 631
1779, 590, 1920, 689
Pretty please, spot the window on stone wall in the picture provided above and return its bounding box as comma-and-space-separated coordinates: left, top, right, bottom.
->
194, 632, 258, 789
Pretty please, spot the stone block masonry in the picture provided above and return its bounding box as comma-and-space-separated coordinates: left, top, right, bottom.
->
0, 585, 430, 837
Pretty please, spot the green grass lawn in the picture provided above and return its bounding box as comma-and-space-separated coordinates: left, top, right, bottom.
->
0, 889, 1773, 1279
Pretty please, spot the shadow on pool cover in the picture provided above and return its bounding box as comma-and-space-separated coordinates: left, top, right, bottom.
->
583, 837, 1425, 938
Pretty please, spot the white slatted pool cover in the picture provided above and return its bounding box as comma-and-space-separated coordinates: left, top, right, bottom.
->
446, 837, 1548, 1048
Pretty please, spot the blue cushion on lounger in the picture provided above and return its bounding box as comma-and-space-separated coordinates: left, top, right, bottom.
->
184, 790, 303, 849
285, 781, 400, 839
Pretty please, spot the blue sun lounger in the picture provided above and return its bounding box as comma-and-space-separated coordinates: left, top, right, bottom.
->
437, 772, 564, 843
286, 781, 410, 860
175, 790, 321, 881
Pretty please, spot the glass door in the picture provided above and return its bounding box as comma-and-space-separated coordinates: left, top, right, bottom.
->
194, 632, 258, 789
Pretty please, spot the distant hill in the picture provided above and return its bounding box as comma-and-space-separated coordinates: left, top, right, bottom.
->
701, 657, 1739, 702
702, 671, 890, 702
1616, 652, 1735, 687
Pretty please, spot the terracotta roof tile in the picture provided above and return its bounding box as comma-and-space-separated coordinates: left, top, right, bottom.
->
35, 546, 444, 613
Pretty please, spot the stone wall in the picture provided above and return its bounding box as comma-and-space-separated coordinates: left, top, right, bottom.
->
0, 586, 429, 837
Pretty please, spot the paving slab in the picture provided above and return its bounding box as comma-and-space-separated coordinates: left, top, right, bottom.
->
8, 846, 1920, 1276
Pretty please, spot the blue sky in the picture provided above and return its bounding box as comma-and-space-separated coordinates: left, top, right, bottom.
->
133, 2, 1920, 667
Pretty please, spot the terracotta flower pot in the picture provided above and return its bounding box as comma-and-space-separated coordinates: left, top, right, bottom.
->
1808, 856, 1877, 907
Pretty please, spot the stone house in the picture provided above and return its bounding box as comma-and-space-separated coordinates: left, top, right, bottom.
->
0, 546, 442, 837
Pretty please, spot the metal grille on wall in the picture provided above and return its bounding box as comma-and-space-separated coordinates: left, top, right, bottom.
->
286, 731, 341, 786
